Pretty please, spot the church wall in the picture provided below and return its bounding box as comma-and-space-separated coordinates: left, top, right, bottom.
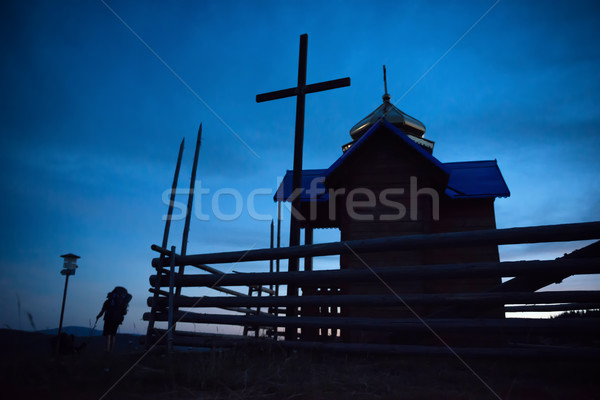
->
330, 132, 443, 342
336, 132, 443, 272
427, 198, 504, 325
325, 129, 504, 343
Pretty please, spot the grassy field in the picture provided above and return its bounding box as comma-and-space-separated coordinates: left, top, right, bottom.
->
1, 330, 598, 399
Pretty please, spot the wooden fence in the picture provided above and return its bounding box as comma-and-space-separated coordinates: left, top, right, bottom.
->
144, 221, 600, 357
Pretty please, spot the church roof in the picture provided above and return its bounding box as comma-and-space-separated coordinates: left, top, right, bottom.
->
274, 169, 329, 202
274, 146, 510, 202
444, 160, 510, 199
326, 119, 450, 184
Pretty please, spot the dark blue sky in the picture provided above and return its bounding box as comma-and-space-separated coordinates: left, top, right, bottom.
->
1, 1, 598, 333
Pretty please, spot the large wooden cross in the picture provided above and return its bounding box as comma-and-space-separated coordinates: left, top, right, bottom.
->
256, 33, 350, 276
257, 33, 350, 340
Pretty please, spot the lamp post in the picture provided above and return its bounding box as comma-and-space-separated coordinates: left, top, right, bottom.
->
57, 253, 80, 344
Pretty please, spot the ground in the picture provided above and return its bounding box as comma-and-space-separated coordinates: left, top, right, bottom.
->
0, 329, 598, 399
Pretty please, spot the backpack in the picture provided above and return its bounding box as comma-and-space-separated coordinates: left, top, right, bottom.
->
105, 286, 132, 323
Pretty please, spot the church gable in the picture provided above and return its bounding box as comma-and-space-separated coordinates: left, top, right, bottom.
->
325, 120, 449, 190
321, 123, 449, 232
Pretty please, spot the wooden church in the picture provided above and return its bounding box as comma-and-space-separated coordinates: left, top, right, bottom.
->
274, 81, 510, 343
144, 35, 599, 355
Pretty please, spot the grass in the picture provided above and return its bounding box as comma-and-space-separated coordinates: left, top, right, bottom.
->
1, 337, 599, 399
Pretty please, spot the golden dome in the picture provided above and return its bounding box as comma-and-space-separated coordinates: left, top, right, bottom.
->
349, 95, 426, 140
350, 66, 426, 141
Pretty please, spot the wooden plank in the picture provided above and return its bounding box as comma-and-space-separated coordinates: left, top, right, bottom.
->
256, 87, 298, 102
278, 340, 600, 358
220, 307, 272, 316
147, 290, 600, 309
493, 241, 600, 294
144, 311, 600, 334
505, 303, 600, 312
305, 77, 351, 94
426, 241, 600, 318
153, 246, 276, 295
208, 286, 248, 298
148, 288, 170, 297
151, 221, 600, 267
149, 258, 600, 288
165, 334, 600, 359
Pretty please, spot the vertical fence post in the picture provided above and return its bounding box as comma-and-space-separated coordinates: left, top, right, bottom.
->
276, 202, 281, 296
146, 139, 184, 343
168, 245, 176, 353
270, 220, 274, 285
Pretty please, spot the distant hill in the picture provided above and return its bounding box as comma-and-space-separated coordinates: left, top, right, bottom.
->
38, 325, 141, 337
0, 328, 143, 356
37, 326, 102, 337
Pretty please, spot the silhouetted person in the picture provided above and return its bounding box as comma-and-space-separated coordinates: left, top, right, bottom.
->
96, 286, 132, 353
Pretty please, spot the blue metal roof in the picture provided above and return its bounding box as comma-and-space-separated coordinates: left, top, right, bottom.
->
273, 169, 329, 202
444, 160, 510, 199
274, 122, 510, 202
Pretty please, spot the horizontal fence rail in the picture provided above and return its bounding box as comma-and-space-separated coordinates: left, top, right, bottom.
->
147, 290, 600, 309
144, 311, 600, 334
151, 221, 600, 267
149, 258, 600, 288
505, 303, 600, 312
150, 329, 600, 359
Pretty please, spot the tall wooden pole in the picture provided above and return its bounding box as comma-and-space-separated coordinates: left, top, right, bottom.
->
287, 34, 308, 278
161, 138, 185, 262
168, 245, 176, 353
269, 220, 274, 276
171, 124, 202, 332
304, 227, 313, 272
180, 124, 202, 258
276, 202, 281, 296
146, 138, 185, 341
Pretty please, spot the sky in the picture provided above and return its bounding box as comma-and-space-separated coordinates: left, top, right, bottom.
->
0, 0, 599, 334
